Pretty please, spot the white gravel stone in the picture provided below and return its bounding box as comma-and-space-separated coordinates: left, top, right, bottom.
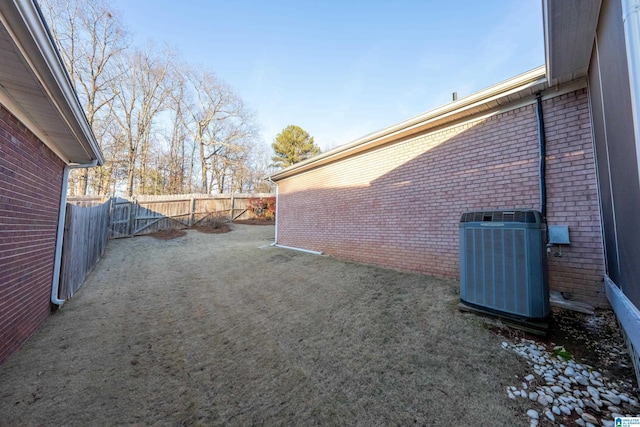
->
602, 393, 621, 406
584, 400, 601, 412
544, 409, 555, 422
503, 337, 640, 427
560, 405, 572, 416
576, 375, 590, 386
538, 394, 549, 406
558, 375, 572, 384
587, 386, 600, 399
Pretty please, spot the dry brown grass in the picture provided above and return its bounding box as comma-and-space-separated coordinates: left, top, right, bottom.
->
0, 224, 532, 425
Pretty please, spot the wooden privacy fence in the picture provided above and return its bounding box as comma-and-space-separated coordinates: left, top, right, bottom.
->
108, 193, 272, 239
57, 194, 273, 300
67, 193, 275, 239
58, 199, 110, 300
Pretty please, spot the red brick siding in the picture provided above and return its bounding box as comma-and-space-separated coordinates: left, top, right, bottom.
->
276, 89, 606, 307
0, 104, 65, 364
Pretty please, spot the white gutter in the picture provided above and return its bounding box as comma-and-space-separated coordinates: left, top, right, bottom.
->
621, 0, 640, 191
51, 161, 98, 306
268, 66, 547, 182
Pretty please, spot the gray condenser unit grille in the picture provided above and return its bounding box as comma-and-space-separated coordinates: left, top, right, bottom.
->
459, 210, 549, 319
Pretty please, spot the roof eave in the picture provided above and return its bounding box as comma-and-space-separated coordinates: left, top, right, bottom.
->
269, 66, 549, 182
543, 0, 601, 86
0, 0, 103, 166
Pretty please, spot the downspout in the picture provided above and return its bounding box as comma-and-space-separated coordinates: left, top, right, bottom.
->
621, 0, 640, 188
51, 160, 98, 307
266, 177, 278, 246
535, 92, 547, 220
264, 176, 323, 255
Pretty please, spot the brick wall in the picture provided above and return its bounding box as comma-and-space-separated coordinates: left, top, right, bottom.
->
0, 104, 65, 364
276, 89, 607, 307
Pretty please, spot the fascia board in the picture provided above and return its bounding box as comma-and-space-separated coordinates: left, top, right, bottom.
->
1, 0, 103, 165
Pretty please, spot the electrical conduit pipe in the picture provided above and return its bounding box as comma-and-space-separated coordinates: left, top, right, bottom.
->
535, 92, 547, 221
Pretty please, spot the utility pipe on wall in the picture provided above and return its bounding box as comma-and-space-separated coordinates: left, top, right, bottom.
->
51, 161, 98, 306
535, 92, 547, 220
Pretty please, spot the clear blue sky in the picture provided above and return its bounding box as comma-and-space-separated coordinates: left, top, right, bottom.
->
110, 0, 544, 152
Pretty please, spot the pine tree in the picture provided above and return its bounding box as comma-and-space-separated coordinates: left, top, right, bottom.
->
271, 125, 321, 168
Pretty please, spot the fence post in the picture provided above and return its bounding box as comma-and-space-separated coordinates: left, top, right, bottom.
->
190, 196, 196, 226
230, 194, 235, 221
130, 197, 136, 237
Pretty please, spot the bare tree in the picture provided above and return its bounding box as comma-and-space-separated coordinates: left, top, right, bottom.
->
40, 0, 128, 195
41, 0, 268, 197
109, 45, 172, 196
180, 68, 256, 193
163, 66, 196, 194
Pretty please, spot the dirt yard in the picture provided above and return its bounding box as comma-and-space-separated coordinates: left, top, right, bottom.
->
0, 224, 622, 426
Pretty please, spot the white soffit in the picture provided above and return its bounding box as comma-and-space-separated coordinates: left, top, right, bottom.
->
0, 0, 102, 165
543, 0, 602, 86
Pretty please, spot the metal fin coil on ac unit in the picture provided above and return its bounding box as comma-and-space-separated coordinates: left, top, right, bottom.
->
459, 210, 549, 320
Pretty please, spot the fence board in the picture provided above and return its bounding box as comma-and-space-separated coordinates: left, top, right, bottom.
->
109, 198, 132, 238
59, 200, 110, 300
104, 193, 273, 238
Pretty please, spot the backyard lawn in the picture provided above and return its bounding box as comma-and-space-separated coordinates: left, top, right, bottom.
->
0, 224, 533, 425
